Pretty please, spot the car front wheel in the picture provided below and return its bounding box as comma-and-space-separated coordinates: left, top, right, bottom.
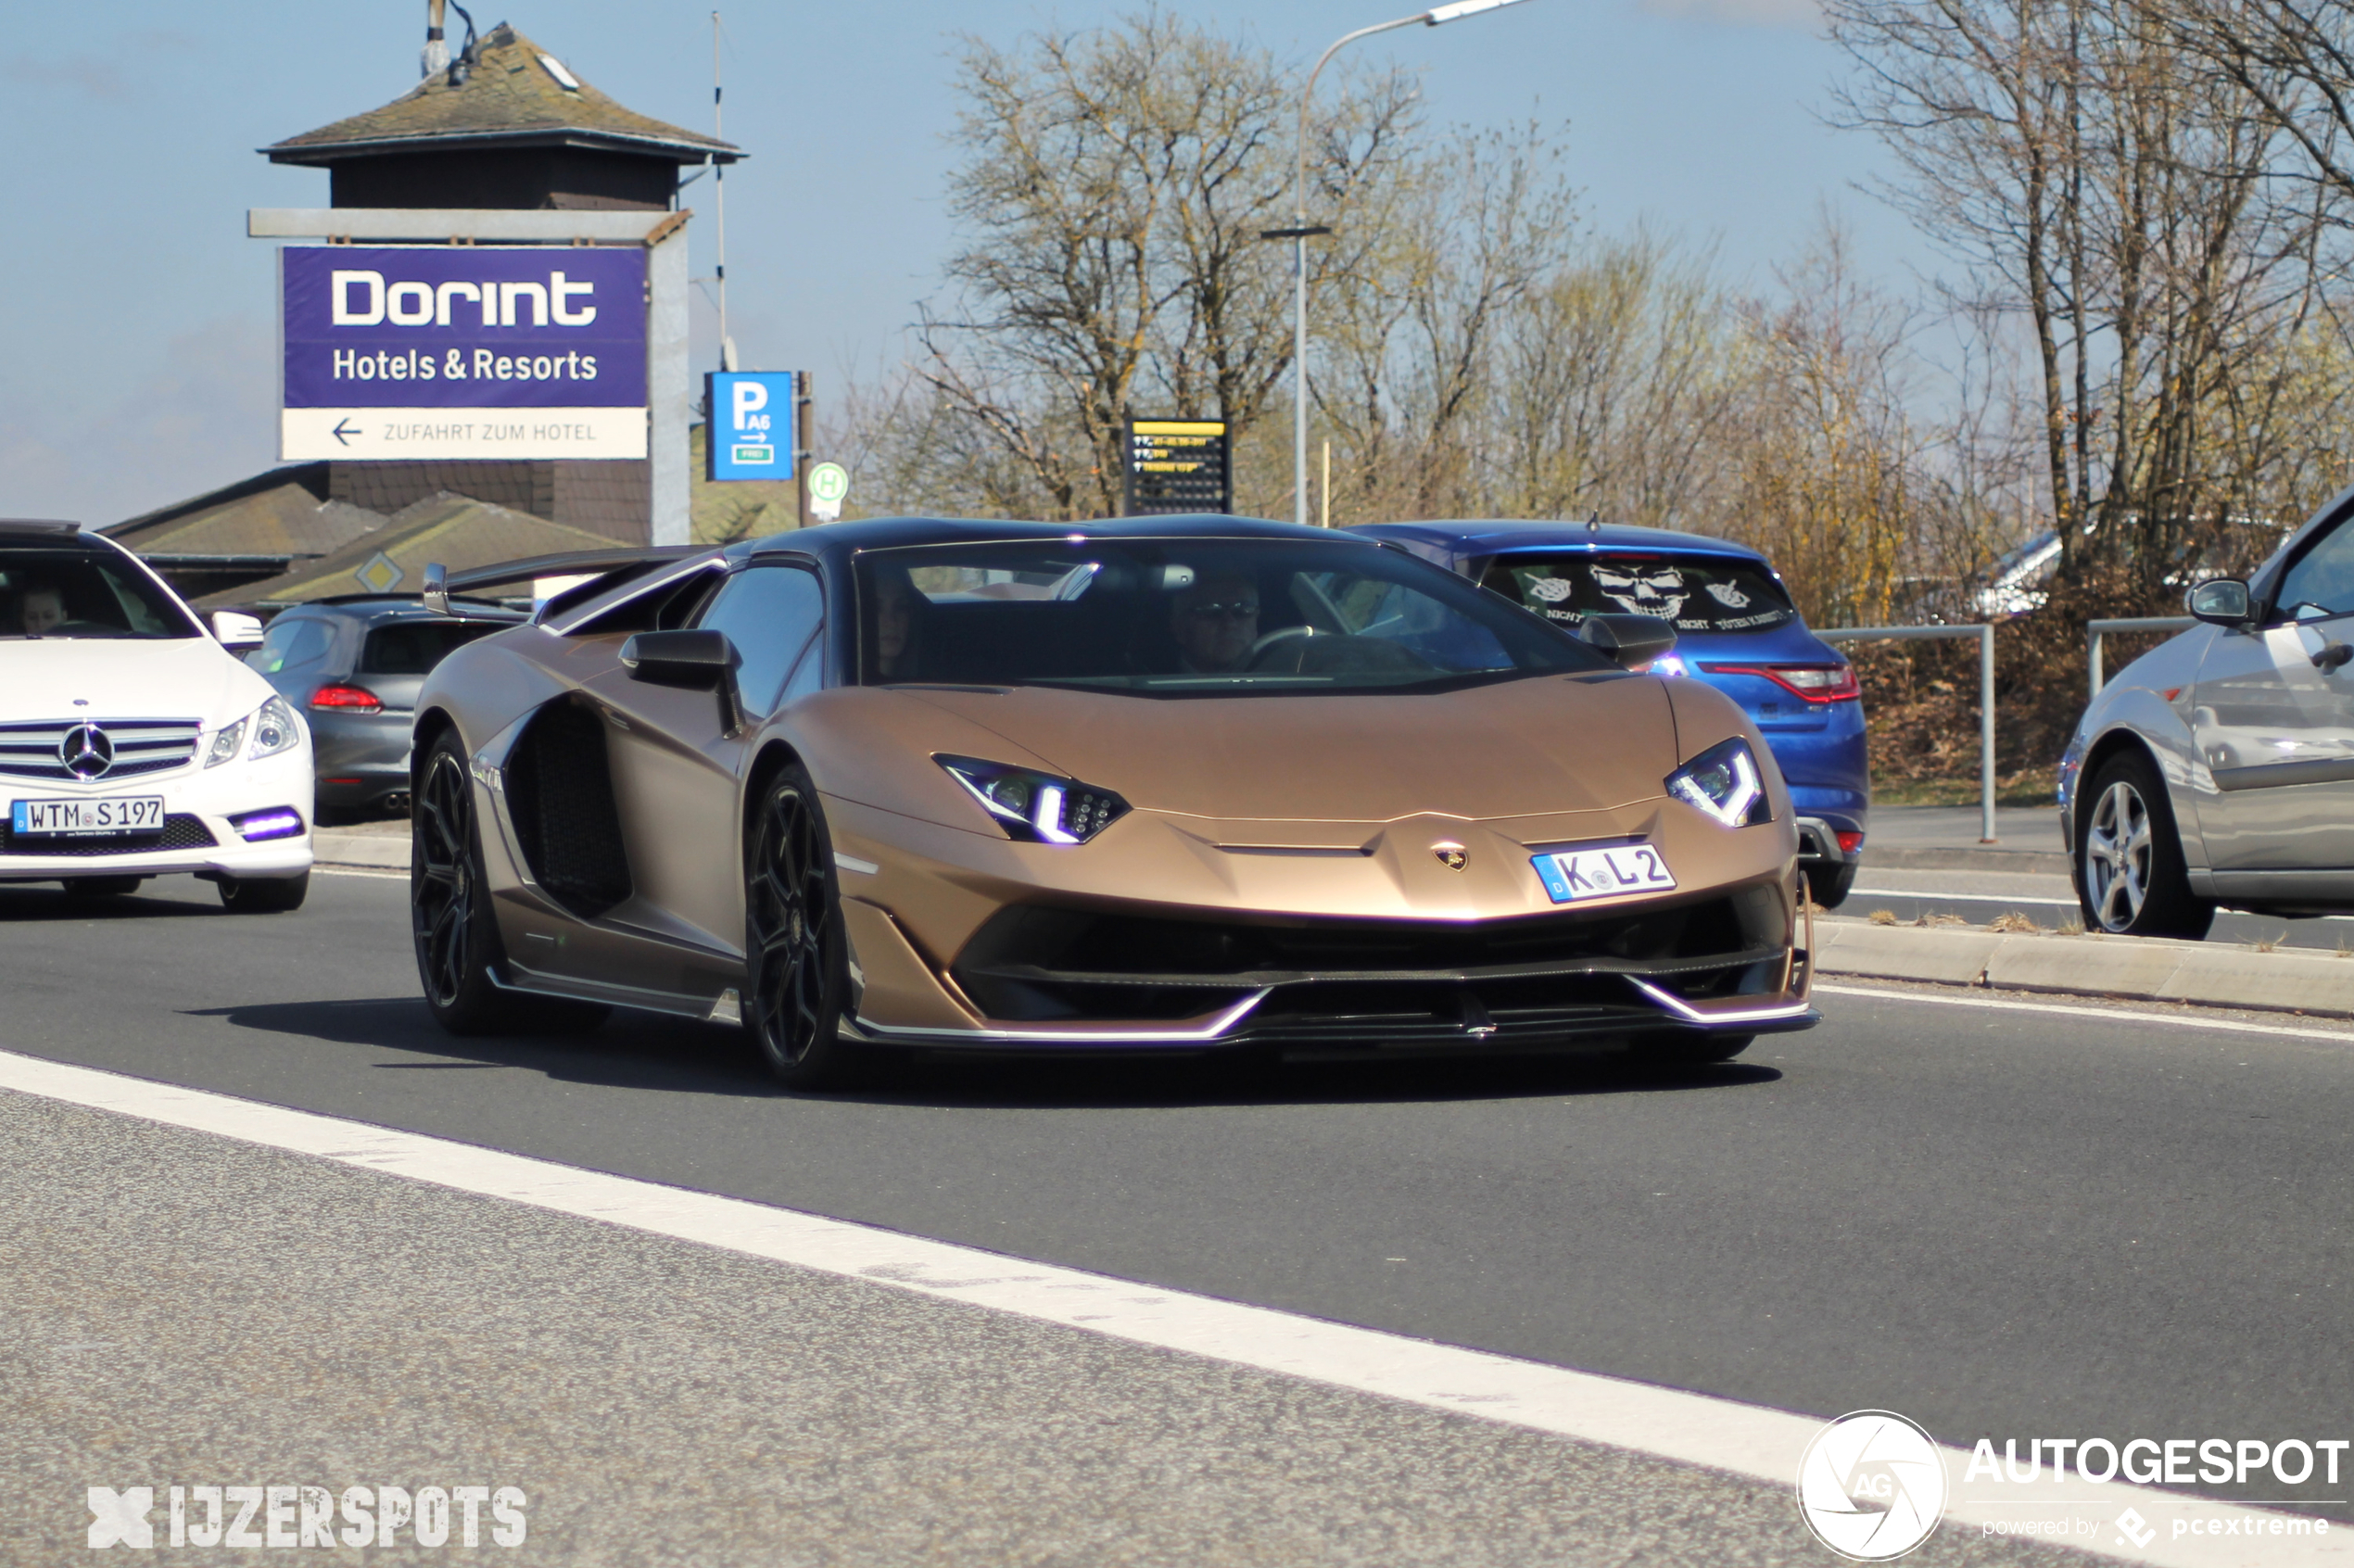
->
63, 876, 144, 899
1804, 862, 1858, 910
411, 733, 606, 1035
2076, 751, 2215, 940
218, 872, 308, 914
743, 764, 859, 1090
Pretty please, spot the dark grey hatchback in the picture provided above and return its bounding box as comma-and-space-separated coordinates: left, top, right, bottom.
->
247, 597, 525, 820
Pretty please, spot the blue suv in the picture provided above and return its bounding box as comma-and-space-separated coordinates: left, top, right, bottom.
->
1352, 521, 1871, 906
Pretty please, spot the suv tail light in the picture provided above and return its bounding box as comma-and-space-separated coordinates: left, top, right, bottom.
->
1698, 663, 1861, 702
310, 683, 384, 714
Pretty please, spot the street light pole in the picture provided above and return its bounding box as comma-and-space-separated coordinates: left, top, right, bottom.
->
1272, 0, 1535, 527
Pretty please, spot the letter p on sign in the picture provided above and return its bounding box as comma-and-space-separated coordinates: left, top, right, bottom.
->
732, 379, 767, 430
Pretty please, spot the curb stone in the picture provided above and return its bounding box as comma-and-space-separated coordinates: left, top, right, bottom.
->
310, 831, 409, 871
1815, 917, 2354, 1018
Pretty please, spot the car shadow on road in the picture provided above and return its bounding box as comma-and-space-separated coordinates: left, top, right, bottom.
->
0, 886, 219, 921
845, 1048, 1782, 1110
187, 995, 1783, 1108
181, 997, 780, 1100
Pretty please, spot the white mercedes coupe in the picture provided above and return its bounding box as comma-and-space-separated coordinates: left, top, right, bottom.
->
0, 519, 314, 910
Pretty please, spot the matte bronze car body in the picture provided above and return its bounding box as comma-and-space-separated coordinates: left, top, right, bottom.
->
409, 517, 1815, 1084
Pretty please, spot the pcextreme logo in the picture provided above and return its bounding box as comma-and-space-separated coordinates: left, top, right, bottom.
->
1796, 1410, 1949, 1561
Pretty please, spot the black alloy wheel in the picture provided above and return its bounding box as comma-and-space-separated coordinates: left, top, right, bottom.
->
218, 871, 309, 913
411, 733, 605, 1035
744, 763, 857, 1089
2075, 749, 2215, 940
1803, 861, 1858, 910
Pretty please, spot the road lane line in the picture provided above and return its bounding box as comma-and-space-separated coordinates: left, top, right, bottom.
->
1818, 981, 2354, 1043
0, 1047, 2341, 1566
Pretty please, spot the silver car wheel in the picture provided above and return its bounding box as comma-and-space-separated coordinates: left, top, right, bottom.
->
2083, 778, 2153, 931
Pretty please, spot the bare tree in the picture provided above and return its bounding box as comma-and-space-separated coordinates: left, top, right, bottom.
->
1824, 0, 2341, 601
1486, 227, 1748, 530
912, 13, 1418, 520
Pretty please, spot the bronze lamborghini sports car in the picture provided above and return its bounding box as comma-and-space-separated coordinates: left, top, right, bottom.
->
408, 516, 1815, 1086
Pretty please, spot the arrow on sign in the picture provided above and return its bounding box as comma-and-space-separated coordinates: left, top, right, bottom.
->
331, 418, 361, 447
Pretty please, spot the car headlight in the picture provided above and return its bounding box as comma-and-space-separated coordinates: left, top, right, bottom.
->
204, 716, 247, 768
936, 754, 1128, 844
247, 695, 301, 760
1665, 737, 1770, 827
205, 697, 302, 768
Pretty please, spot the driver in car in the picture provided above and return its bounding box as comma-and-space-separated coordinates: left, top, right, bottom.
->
19, 579, 65, 637
1171, 572, 1259, 674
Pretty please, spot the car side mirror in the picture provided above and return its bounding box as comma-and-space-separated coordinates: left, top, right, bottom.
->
209, 611, 264, 650
2186, 578, 2251, 626
423, 563, 449, 617
621, 628, 740, 689
1577, 613, 1678, 670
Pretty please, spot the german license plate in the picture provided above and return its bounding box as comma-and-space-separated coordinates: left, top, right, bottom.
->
1533, 843, 1677, 904
11, 796, 166, 837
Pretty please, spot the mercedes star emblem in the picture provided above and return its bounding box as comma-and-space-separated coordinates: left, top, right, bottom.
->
58, 723, 114, 780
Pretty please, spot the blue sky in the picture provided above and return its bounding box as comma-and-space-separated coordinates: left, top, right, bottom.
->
0, 0, 1922, 525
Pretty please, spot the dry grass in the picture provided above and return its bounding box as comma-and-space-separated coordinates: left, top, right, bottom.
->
2252, 930, 2285, 954
1868, 908, 1900, 926
1917, 912, 1972, 928
1988, 910, 2044, 933
2057, 917, 2085, 936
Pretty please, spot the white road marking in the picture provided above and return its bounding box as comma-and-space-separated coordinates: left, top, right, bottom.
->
0, 1049, 2339, 1566
314, 866, 407, 881
1818, 981, 2354, 1043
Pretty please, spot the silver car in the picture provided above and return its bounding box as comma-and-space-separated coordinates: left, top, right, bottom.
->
2062, 485, 2354, 937
248, 597, 525, 821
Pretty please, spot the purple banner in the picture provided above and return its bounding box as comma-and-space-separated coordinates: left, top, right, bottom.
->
281, 246, 646, 410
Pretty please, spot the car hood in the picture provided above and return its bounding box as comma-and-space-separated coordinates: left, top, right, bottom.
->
901, 674, 1679, 822
0, 639, 267, 727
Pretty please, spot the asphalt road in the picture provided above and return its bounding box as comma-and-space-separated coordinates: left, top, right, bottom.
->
6, 869, 2351, 1556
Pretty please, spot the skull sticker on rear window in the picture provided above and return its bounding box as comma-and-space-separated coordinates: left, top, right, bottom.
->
1588, 563, 1690, 622
1480, 553, 1797, 635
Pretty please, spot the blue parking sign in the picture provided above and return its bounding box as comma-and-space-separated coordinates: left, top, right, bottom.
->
705, 372, 798, 481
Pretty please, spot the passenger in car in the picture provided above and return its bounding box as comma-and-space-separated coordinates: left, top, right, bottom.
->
872, 563, 922, 680
19, 579, 65, 637
1169, 571, 1259, 674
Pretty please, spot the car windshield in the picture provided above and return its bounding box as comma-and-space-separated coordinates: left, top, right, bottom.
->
1478, 551, 1797, 635
0, 548, 200, 640
856, 537, 1609, 695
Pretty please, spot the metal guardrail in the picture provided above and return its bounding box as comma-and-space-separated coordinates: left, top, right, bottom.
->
2087, 615, 2196, 695
1817, 624, 1998, 844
